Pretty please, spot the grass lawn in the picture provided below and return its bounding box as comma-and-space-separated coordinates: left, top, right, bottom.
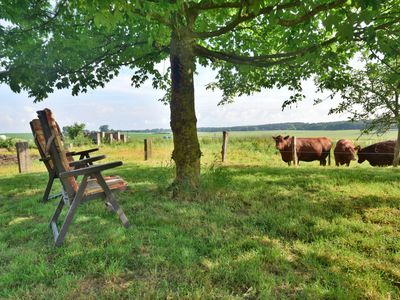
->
0, 132, 399, 298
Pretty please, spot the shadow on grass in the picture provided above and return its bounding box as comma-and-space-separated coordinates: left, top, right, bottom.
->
0, 164, 399, 298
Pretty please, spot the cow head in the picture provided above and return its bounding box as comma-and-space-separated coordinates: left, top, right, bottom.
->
356, 146, 366, 163
272, 135, 290, 150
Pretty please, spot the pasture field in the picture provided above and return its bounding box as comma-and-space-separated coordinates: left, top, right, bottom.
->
0, 130, 399, 298
0, 133, 33, 140
2, 129, 397, 145
202, 129, 398, 143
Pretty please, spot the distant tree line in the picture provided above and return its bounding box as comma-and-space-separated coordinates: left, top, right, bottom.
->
125, 121, 388, 133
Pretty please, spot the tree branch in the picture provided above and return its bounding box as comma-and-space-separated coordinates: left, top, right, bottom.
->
105, 48, 168, 69
188, 1, 242, 11
369, 48, 400, 76
0, 70, 9, 79
59, 40, 150, 75
193, 1, 301, 38
277, 0, 347, 26
193, 37, 336, 65
374, 19, 400, 31
364, 82, 396, 114
10, 0, 67, 34
128, 8, 172, 27
192, 0, 348, 39
194, 44, 300, 66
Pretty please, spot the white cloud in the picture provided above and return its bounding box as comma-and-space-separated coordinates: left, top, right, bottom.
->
0, 114, 13, 125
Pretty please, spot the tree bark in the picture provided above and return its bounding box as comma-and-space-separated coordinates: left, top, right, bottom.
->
169, 31, 201, 198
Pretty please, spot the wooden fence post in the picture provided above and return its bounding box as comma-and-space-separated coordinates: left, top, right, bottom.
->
291, 136, 298, 166
107, 132, 113, 144
16, 142, 31, 173
113, 131, 121, 142
144, 138, 152, 160
221, 131, 229, 162
94, 132, 101, 146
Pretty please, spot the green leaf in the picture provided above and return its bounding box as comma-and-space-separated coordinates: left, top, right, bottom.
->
93, 12, 106, 28
323, 14, 340, 31
358, 9, 374, 24
337, 22, 354, 41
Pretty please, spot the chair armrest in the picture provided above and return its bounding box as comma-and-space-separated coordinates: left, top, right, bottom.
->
39, 157, 51, 162
59, 161, 123, 178
66, 148, 99, 156
69, 155, 106, 168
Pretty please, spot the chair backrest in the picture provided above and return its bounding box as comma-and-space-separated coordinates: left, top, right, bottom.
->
37, 109, 79, 198
30, 119, 55, 173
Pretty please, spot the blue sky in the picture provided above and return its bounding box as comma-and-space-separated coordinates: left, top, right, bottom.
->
0, 66, 347, 133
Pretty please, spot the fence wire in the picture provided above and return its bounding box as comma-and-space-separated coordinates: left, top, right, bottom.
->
275, 150, 394, 155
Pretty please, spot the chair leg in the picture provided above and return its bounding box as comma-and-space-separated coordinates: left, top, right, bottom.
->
50, 176, 89, 246
50, 197, 64, 241
106, 194, 130, 228
105, 201, 114, 212
54, 194, 82, 246
42, 172, 55, 202
94, 173, 130, 228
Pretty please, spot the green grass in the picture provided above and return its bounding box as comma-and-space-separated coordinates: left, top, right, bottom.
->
0, 131, 399, 298
200, 129, 398, 147
3, 129, 398, 144
0, 133, 33, 141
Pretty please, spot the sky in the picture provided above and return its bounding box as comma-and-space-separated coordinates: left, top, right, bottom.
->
0, 66, 348, 133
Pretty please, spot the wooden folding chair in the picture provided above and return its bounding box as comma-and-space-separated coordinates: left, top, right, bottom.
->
30, 119, 104, 203
37, 108, 130, 246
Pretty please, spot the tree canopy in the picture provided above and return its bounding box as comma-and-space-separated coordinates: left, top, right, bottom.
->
63, 123, 86, 139
99, 125, 110, 132
1, 0, 399, 194
317, 58, 400, 132
2, 0, 398, 101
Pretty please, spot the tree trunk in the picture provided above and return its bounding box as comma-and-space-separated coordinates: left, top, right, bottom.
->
393, 123, 400, 167
169, 32, 201, 198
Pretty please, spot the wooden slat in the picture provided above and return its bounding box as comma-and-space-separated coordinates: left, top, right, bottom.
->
144, 138, 152, 160
221, 131, 228, 162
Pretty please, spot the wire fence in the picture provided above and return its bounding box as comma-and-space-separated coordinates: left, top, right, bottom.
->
276, 150, 394, 156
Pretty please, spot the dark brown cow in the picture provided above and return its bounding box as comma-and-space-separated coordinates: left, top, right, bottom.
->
358, 140, 396, 166
334, 139, 359, 166
272, 135, 332, 166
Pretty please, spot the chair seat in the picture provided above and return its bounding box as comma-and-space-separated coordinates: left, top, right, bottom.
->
84, 176, 127, 196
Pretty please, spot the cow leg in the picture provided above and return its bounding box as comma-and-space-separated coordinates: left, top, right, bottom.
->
321, 159, 327, 166
346, 162, 350, 167
287, 161, 291, 166
335, 161, 339, 167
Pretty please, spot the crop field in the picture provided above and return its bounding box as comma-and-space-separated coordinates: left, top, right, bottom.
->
0, 130, 399, 298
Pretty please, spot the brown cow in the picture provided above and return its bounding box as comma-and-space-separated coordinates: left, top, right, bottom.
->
334, 139, 359, 166
357, 140, 396, 166
272, 135, 332, 166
